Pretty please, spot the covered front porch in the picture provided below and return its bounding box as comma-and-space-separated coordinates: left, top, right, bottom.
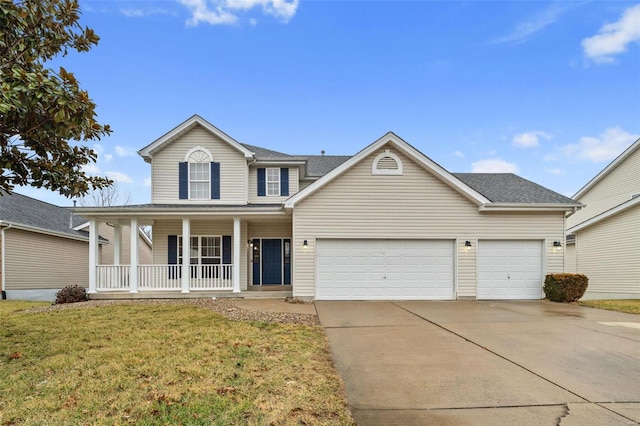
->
81, 205, 293, 297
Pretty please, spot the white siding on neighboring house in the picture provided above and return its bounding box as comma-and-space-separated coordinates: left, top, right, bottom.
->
565, 243, 577, 273
292, 145, 565, 299
4, 229, 92, 290
568, 148, 640, 229
577, 205, 640, 298
248, 167, 300, 204
151, 125, 248, 204
153, 219, 248, 290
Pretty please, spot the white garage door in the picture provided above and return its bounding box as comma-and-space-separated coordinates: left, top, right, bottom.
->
477, 240, 543, 300
316, 239, 454, 300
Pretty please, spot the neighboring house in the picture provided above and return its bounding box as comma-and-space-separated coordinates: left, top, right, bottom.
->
0, 192, 152, 301
566, 138, 640, 299
75, 115, 581, 301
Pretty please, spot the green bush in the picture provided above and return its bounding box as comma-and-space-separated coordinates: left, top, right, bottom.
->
54, 285, 88, 304
543, 273, 588, 302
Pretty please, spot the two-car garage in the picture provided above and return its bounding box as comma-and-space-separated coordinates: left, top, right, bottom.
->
315, 239, 544, 300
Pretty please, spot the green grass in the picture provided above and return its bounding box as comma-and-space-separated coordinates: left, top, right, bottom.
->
578, 299, 640, 315
0, 301, 354, 425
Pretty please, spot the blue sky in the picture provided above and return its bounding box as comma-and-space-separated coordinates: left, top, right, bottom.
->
18, 0, 640, 206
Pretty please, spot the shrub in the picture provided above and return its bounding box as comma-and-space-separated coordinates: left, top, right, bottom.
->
55, 285, 88, 304
543, 273, 588, 302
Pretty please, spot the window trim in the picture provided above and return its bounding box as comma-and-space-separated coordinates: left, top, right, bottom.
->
178, 235, 222, 266
372, 149, 403, 175
184, 146, 214, 200
266, 167, 281, 196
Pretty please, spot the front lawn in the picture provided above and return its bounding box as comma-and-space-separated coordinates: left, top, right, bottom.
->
0, 301, 354, 425
578, 299, 640, 315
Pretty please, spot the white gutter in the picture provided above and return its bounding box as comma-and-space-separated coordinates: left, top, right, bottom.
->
478, 203, 584, 212
1, 221, 13, 298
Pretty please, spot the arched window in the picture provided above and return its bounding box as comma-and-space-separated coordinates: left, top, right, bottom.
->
372, 149, 403, 175
186, 147, 213, 199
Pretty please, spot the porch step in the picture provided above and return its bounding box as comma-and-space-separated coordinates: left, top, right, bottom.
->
89, 290, 293, 300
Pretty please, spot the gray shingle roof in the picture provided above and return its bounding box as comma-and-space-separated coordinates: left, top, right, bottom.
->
304, 155, 352, 177
241, 143, 295, 160
0, 192, 89, 239
453, 173, 580, 204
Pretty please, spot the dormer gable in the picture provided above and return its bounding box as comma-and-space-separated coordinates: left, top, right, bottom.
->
138, 114, 254, 162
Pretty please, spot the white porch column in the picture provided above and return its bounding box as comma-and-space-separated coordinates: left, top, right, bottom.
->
113, 224, 122, 265
129, 218, 139, 293
88, 219, 99, 294
181, 218, 190, 293
233, 217, 241, 293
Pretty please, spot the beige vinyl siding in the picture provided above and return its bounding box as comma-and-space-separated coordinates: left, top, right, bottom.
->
151, 125, 248, 204
565, 242, 577, 273
292, 145, 565, 298
98, 223, 152, 265
568, 148, 640, 228
152, 219, 248, 290
247, 221, 292, 239
4, 229, 91, 290
248, 167, 299, 204
576, 204, 640, 297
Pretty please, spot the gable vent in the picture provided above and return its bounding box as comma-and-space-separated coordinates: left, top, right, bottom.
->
372, 149, 403, 175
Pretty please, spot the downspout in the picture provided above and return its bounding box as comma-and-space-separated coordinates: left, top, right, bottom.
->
0, 221, 13, 299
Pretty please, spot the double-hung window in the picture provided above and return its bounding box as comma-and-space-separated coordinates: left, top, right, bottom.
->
188, 150, 211, 199
266, 168, 280, 196
178, 236, 221, 278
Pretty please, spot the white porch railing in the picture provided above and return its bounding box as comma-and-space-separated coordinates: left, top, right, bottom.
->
96, 264, 233, 292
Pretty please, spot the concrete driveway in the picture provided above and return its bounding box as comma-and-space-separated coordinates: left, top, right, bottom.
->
315, 301, 640, 425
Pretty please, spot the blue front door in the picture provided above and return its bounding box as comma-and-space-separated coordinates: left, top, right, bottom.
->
262, 239, 282, 285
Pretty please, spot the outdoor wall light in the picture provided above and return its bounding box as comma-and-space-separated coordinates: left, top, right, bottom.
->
303, 240, 308, 250
553, 241, 562, 251
465, 240, 472, 251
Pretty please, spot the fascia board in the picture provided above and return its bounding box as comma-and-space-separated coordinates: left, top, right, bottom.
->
0, 221, 103, 243
573, 138, 640, 199
138, 115, 254, 160
286, 132, 490, 208
567, 196, 640, 233
479, 203, 584, 212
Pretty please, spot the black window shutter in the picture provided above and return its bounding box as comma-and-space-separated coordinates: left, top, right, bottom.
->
168, 235, 179, 279
211, 162, 220, 199
222, 236, 232, 264
178, 162, 188, 199
257, 168, 266, 196
280, 168, 289, 196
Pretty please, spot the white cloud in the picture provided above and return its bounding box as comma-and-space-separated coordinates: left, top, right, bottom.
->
120, 7, 175, 18
106, 171, 133, 183
563, 127, 639, 162
104, 154, 113, 161
82, 163, 101, 175
582, 4, 640, 63
513, 131, 551, 148
92, 143, 104, 155
178, 0, 298, 26
471, 159, 519, 173
115, 145, 136, 157
143, 177, 152, 187
545, 168, 565, 175
453, 150, 464, 158
491, 4, 568, 45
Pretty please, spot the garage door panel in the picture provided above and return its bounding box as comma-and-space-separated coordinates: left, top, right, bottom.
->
316, 239, 454, 301
478, 240, 543, 300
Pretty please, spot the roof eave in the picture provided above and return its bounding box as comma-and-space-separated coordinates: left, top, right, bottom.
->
285, 132, 491, 208
479, 203, 583, 212
567, 196, 640, 233
572, 137, 640, 199
0, 220, 107, 243
138, 115, 255, 160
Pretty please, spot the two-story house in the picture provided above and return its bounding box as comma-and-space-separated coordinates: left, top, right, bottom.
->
76, 115, 581, 301
566, 138, 640, 299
